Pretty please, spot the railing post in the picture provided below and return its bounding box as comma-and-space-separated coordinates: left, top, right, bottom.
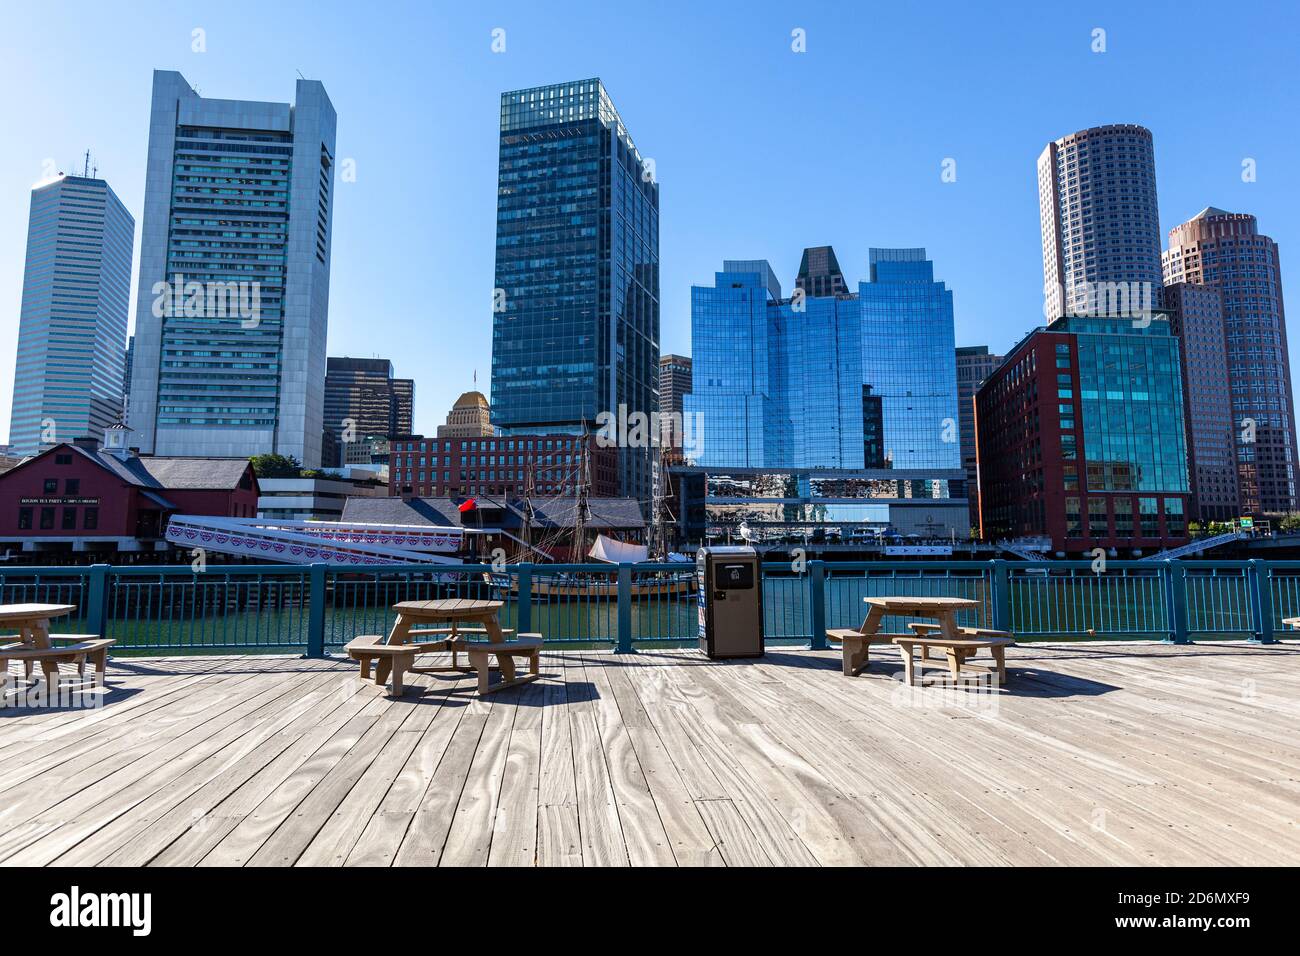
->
516, 563, 533, 635
306, 563, 327, 658
86, 563, 110, 638
615, 562, 634, 653
809, 560, 827, 650
989, 559, 1010, 632
1248, 559, 1278, 644
1163, 559, 1191, 644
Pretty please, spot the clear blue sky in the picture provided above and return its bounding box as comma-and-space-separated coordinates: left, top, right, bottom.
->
2, 0, 1297, 444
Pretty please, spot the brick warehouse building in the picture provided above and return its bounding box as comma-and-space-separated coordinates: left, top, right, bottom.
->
976, 315, 1191, 554
389, 433, 618, 499
0, 430, 258, 556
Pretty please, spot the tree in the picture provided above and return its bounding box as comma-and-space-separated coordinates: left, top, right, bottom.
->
1278, 512, 1300, 534
249, 453, 301, 478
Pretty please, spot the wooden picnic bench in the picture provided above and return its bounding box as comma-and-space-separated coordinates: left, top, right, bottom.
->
345, 632, 544, 697
893, 633, 1014, 686
1, 637, 116, 694
826, 596, 982, 677
0, 603, 114, 698
346, 598, 543, 697
825, 628, 897, 677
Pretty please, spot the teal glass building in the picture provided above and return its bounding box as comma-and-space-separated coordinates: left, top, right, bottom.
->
679, 248, 966, 542
491, 79, 659, 506
976, 314, 1191, 551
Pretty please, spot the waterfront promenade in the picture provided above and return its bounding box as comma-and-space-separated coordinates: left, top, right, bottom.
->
2, 641, 1296, 866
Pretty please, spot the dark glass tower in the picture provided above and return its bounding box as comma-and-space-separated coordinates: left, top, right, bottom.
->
322, 357, 414, 466
795, 245, 849, 298
491, 79, 660, 507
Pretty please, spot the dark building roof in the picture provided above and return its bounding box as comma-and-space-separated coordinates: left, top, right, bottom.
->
124, 455, 253, 490
16, 443, 254, 491
341, 496, 645, 531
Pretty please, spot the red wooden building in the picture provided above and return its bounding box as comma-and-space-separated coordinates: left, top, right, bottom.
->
0, 432, 258, 557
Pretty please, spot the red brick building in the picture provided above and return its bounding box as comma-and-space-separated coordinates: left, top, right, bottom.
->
389, 433, 618, 499
0, 434, 258, 556
976, 316, 1192, 554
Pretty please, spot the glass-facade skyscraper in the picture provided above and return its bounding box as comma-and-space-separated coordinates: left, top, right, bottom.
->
687, 248, 960, 473
8, 174, 134, 456
860, 249, 962, 473
491, 79, 660, 506
128, 70, 337, 466
679, 247, 966, 541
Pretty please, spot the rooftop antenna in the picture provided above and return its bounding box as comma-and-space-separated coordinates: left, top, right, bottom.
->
82, 150, 91, 178
297, 69, 306, 80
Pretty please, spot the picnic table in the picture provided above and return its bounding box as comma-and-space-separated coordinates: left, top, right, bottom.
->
826, 595, 981, 677
347, 598, 541, 696
0, 603, 114, 695
0, 604, 77, 649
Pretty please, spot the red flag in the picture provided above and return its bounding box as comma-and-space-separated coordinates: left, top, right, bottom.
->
458, 498, 477, 513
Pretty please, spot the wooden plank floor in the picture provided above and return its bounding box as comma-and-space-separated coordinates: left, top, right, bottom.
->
2, 642, 1298, 866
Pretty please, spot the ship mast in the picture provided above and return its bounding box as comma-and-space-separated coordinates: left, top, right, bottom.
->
521, 455, 536, 556
573, 420, 592, 561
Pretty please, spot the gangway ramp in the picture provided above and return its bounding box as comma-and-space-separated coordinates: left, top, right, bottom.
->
164, 515, 466, 566
1139, 530, 1248, 561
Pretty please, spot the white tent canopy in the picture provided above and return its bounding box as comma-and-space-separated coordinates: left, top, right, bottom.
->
587, 534, 649, 564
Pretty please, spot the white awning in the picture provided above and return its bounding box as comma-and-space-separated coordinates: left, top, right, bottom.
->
588, 534, 649, 564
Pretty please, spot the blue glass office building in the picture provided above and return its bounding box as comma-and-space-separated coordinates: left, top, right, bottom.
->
491, 79, 659, 506
680, 248, 965, 541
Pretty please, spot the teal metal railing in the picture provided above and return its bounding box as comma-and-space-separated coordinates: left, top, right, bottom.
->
0, 558, 1292, 655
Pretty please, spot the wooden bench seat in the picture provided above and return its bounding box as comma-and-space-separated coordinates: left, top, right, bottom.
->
0, 636, 115, 693
402, 626, 517, 668
892, 635, 1015, 687
344, 634, 447, 696
907, 621, 1013, 639
462, 635, 543, 695
825, 628, 904, 676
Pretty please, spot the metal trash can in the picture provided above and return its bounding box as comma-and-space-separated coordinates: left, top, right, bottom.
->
696, 546, 764, 659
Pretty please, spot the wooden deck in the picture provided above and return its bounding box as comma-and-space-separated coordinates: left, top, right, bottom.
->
2, 642, 1298, 866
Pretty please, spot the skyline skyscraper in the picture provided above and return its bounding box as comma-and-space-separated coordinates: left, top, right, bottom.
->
1038, 124, 1164, 320
1164, 208, 1298, 515
687, 248, 961, 474
127, 70, 337, 466
490, 78, 660, 508
859, 248, 962, 474
1162, 281, 1240, 522
322, 357, 415, 467
657, 354, 692, 457
956, 345, 1003, 529
679, 247, 967, 539
8, 174, 134, 456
